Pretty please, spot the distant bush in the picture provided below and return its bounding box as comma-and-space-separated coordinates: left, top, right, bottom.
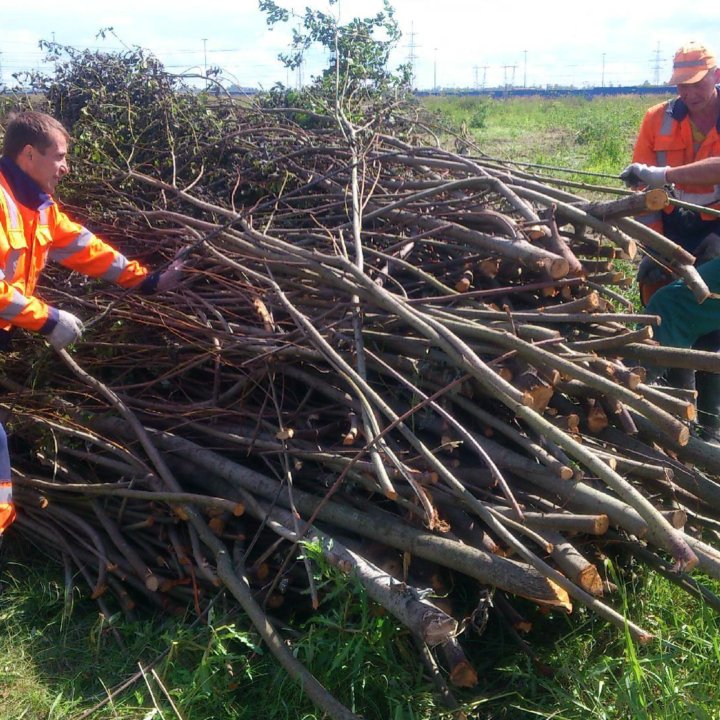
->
14, 40, 257, 219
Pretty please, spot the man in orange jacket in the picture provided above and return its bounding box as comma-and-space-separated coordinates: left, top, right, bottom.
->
620, 42, 720, 441
0, 110, 183, 534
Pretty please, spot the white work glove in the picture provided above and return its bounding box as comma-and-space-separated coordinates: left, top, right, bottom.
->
46, 309, 84, 350
694, 232, 720, 264
140, 247, 189, 295
155, 258, 185, 293
620, 163, 668, 189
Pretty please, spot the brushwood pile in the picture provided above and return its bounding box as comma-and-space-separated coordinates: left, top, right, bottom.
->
7, 51, 720, 714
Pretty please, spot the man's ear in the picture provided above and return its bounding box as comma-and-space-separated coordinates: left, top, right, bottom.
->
18, 144, 33, 164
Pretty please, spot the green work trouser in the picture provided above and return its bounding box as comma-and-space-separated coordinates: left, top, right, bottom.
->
647, 257, 720, 349
647, 262, 720, 436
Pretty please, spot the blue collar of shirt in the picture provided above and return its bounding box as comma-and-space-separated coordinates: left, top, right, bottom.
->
669, 87, 720, 133
0, 156, 54, 211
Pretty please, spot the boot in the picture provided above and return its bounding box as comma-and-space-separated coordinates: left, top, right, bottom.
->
696, 371, 720, 443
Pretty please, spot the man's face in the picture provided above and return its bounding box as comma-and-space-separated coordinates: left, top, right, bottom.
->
677, 68, 719, 113
21, 129, 69, 194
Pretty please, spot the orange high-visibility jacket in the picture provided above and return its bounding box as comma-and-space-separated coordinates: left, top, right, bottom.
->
0, 168, 149, 334
633, 95, 720, 231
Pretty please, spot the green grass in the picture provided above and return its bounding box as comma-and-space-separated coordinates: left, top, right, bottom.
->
4, 537, 720, 719
487, 559, 720, 719
0, 540, 446, 719
421, 93, 672, 182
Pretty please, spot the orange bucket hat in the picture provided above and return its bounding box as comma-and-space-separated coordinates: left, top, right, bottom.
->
669, 42, 716, 84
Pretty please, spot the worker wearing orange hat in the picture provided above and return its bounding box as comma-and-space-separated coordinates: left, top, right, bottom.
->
620, 42, 720, 442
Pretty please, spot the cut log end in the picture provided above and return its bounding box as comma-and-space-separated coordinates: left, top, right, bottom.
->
578, 565, 604, 596
145, 574, 161, 592
645, 188, 670, 212
676, 425, 690, 447
449, 662, 479, 688
663, 509, 687, 529
533, 580, 572, 613
547, 257, 570, 279
594, 515, 610, 535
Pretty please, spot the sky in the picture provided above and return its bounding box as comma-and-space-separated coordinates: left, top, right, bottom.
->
1, 1, 719, 91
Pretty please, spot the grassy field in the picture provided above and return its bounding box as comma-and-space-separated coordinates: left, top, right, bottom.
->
421, 93, 671, 179
3, 92, 720, 720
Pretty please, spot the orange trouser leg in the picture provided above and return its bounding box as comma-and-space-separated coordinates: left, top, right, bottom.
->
0, 500, 15, 534
0, 423, 14, 533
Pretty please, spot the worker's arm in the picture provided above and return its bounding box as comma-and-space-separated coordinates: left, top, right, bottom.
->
48, 208, 150, 289
621, 156, 720, 190
48, 206, 183, 293
666, 156, 720, 185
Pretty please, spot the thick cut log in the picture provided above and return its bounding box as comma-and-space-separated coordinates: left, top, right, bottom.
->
576, 188, 669, 220
490, 508, 610, 535
247, 497, 459, 646
536, 529, 605, 596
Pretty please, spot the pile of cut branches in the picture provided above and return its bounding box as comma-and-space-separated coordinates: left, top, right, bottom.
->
5, 101, 720, 717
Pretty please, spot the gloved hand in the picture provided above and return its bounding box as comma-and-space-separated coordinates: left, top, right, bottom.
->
139, 248, 188, 295
694, 232, 720, 264
47, 309, 84, 350
155, 258, 185, 293
620, 163, 668, 189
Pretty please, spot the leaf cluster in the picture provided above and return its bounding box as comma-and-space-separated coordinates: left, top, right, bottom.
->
18, 39, 254, 219
258, 0, 414, 123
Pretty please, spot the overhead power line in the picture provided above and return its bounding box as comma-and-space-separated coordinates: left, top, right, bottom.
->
651, 41, 666, 85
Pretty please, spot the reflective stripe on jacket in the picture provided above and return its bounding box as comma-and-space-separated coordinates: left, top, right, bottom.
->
633, 94, 720, 230
0, 170, 149, 332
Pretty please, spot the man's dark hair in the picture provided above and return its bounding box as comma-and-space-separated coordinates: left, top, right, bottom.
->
2, 111, 70, 160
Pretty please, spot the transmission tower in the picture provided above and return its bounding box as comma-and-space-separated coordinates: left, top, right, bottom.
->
473, 65, 490, 90
406, 23, 420, 88
651, 42, 665, 85
502, 64, 517, 89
